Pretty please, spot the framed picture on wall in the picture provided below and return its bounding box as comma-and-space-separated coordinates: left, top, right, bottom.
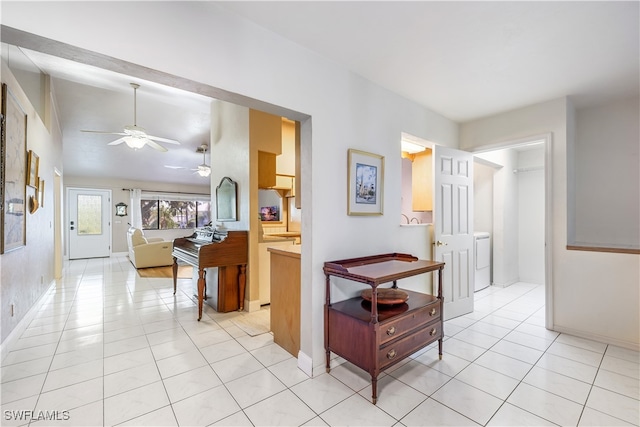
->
39, 179, 45, 207
1, 83, 28, 253
347, 148, 384, 216
26, 150, 39, 188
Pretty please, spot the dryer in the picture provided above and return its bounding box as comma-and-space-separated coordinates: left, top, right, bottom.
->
474, 232, 491, 291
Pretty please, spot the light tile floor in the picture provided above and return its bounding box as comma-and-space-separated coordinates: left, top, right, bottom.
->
1, 256, 639, 426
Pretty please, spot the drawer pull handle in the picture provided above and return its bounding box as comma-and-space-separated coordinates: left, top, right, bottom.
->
430, 308, 437, 316
387, 349, 397, 359
386, 326, 396, 336
430, 328, 437, 336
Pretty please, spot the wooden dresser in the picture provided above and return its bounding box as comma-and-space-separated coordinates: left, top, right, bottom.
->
323, 253, 444, 404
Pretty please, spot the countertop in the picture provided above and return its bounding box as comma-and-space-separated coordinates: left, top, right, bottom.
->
267, 244, 301, 258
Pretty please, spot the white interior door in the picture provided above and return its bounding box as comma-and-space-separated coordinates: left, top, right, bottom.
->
433, 145, 474, 320
68, 188, 111, 259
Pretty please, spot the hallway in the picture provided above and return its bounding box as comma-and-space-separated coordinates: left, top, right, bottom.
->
1, 256, 638, 426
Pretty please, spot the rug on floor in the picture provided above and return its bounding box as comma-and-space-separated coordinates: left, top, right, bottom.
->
231, 309, 271, 336
137, 265, 193, 278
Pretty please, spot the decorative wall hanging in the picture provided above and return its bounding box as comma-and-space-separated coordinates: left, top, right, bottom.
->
1, 83, 27, 253
115, 202, 128, 216
26, 149, 39, 188
347, 149, 384, 216
38, 179, 45, 208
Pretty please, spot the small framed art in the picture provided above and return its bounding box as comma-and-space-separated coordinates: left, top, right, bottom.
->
26, 150, 39, 188
347, 149, 384, 216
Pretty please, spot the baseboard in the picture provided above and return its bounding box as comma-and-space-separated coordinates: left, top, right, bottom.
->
112, 251, 128, 257
552, 324, 640, 352
245, 299, 262, 313
297, 350, 313, 377
1, 279, 56, 364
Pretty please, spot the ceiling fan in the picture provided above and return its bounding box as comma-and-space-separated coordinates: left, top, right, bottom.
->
164, 144, 211, 177
81, 83, 180, 152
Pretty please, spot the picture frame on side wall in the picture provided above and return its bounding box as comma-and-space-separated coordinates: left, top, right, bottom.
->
39, 179, 45, 208
1, 83, 28, 253
26, 150, 39, 188
347, 148, 384, 216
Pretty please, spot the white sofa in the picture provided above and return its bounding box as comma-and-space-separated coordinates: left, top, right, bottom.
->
127, 227, 174, 269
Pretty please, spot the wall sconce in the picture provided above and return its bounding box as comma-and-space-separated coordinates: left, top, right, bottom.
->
115, 202, 128, 216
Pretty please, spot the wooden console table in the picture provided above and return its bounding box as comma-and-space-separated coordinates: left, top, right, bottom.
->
323, 253, 444, 404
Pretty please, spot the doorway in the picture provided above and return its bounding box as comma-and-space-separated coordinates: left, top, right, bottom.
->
471, 133, 553, 327
67, 188, 112, 259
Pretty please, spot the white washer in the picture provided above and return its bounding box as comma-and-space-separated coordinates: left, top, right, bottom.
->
474, 232, 491, 291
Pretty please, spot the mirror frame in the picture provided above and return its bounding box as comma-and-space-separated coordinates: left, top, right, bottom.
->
215, 177, 238, 221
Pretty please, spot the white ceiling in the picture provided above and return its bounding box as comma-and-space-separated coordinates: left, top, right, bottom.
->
10, 1, 639, 185
219, 1, 639, 121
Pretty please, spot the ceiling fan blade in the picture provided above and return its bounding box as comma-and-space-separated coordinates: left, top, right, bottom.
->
107, 137, 127, 146
81, 130, 127, 136
145, 139, 168, 152
165, 165, 186, 169
146, 134, 180, 145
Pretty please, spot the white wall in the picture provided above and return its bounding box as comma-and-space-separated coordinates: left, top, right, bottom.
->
461, 98, 639, 350
474, 148, 519, 287
473, 160, 495, 237
517, 148, 545, 284
1, 2, 460, 366
574, 96, 640, 249
0, 62, 63, 343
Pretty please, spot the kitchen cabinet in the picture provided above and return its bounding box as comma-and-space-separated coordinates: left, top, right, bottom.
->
412, 149, 433, 211
258, 151, 277, 188
269, 245, 301, 357
323, 253, 444, 404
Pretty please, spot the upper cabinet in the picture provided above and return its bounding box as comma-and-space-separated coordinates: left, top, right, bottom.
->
250, 110, 282, 155
258, 151, 277, 189
251, 110, 299, 200
408, 149, 433, 212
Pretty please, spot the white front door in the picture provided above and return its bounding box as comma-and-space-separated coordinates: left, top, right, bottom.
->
433, 145, 474, 320
68, 188, 111, 259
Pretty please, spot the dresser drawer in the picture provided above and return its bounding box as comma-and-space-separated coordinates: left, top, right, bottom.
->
378, 320, 442, 369
378, 301, 441, 345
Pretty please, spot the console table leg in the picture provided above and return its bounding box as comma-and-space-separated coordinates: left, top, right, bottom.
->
325, 350, 330, 373
371, 376, 378, 404
438, 338, 443, 360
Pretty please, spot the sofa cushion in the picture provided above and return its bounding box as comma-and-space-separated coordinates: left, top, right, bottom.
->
130, 229, 148, 246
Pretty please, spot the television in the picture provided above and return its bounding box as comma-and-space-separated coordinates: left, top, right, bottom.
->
260, 206, 279, 221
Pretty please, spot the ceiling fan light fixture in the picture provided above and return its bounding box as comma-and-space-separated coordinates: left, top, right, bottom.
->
124, 136, 146, 150
195, 144, 211, 177
197, 165, 211, 177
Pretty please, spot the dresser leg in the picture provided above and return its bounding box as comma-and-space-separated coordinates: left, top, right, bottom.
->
438, 338, 443, 360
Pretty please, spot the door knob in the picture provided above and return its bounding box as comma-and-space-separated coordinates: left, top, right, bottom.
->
434, 240, 448, 247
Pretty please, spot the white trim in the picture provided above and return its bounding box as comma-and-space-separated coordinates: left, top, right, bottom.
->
467, 132, 554, 330
0, 280, 56, 364
297, 350, 313, 377
553, 324, 639, 352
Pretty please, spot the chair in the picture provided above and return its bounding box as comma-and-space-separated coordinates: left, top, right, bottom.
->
127, 227, 173, 268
